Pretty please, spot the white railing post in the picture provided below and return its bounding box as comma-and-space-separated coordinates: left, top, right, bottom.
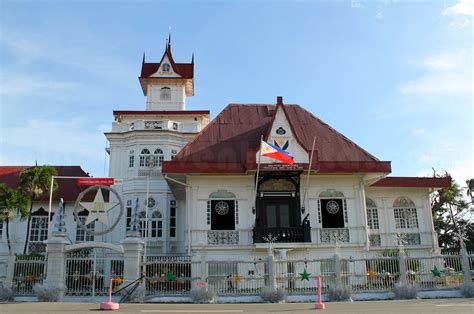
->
334, 253, 342, 288
398, 250, 407, 285
266, 255, 276, 289
5, 255, 16, 290
460, 242, 472, 285
44, 235, 71, 301
121, 236, 144, 284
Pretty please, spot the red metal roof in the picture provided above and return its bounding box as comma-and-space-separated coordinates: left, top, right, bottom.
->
140, 41, 194, 79
0, 166, 91, 201
371, 176, 451, 188
163, 103, 392, 174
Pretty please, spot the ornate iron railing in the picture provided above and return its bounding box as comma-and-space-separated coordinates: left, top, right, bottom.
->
320, 228, 350, 243
253, 226, 311, 243
207, 230, 239, 245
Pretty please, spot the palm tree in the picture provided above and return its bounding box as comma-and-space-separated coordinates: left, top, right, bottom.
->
0, 183, 30, 254
19, 165, 58, 254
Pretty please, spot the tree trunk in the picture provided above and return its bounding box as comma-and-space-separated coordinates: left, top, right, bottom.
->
6, 216, 11, 254
23, 198, 34, 254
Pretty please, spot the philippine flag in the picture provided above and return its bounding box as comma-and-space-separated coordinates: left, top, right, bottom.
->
261, 140, 294, 165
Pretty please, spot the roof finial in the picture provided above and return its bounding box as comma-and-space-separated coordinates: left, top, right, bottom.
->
167, 27, 172, 50
142, 52, 146, 64
191, 52, 194, 64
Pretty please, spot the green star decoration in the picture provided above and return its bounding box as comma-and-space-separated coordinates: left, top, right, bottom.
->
299, 269, 310, 281
166, 271, 176, 281
431, 266, 441, 278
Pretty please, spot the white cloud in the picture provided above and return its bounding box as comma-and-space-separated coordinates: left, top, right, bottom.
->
351, 0, 364, 9
0, 73, 80, 98
400, 51, 472, 95
400, 73, 472, 95
442, 0, 474, 16
375, 12, 382, 20
421, 50, 468, 71
0, 118, 106, 175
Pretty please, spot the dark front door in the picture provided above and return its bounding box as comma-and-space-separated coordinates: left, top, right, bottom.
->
264, 199, 292, 228
211, 200, 235, 230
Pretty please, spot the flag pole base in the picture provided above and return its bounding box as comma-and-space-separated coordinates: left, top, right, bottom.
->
314, 303, 326, 310
100, 301, 120, 310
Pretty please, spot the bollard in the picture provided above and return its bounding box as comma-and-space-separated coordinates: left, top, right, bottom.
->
314, 275, 326, 310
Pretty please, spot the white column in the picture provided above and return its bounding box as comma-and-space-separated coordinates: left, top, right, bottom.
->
44, 235, 71, 301
121, 237, 145, 283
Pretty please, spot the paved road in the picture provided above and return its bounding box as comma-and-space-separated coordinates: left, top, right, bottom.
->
0, 299, 473, 314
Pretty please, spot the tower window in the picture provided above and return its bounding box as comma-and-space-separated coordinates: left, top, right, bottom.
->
160, 87, 171, 100
162, 63, 171, 73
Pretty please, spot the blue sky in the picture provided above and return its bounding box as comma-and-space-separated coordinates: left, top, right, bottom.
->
0, 0, 472, 185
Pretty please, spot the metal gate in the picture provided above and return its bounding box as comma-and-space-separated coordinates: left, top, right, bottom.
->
65, 248, 123, 297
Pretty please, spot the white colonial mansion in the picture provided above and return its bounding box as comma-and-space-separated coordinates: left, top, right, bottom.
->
0, 37, 452, 261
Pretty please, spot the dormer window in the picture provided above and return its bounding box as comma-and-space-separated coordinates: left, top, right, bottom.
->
162, 63, 171, 73
160, 87, 171, 100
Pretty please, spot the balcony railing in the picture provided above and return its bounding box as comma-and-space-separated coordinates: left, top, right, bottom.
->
207, 230, 239, 245
253, 226, 311, 243
320, 228, 350, 244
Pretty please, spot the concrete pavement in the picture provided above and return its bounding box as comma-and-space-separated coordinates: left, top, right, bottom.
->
0, 299, 473, 314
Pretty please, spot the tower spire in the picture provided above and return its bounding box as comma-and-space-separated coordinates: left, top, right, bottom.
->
167, 30, 172, 51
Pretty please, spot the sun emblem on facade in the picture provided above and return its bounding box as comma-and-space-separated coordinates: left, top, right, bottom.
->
215, 201, 230, 215
326, 200, 340, 214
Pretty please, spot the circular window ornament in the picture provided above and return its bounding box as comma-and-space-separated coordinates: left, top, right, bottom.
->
276, 127, 286, 135
74, 185, 124, 236
147, 197, 156, 209
215, 201, 230, 215
326, 200, 340, 214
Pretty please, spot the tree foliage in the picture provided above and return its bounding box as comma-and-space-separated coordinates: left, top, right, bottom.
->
18, 165, 58, 254
0, 183, 30, 254
431, 171, 473, 252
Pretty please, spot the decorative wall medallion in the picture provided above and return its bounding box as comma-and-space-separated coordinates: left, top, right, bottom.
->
326, 200, 340, 214
276, 127, 286, 135
74, 185, 124, 236
215, 201, 230, 215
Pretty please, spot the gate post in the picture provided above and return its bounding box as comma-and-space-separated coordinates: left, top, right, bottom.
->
460, 242, 472, 285
44, 235, 71, 301
334, 253, 342, 288
121, 237, 145, 283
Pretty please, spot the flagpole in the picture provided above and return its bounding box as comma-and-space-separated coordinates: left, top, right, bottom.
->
253, 135, 263, 214
302, 136, 316, 214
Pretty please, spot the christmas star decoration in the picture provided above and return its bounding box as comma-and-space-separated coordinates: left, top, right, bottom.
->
233, 274, 241, 282
299, 269, 310, 281
166, 271, 176, 281
79, 188, 119, 226
431, 266, 441, 278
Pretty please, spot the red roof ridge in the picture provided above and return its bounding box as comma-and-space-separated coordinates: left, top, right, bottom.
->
371, 176, 451, 188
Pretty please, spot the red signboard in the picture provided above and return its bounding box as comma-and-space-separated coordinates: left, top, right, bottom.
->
77, 178, 115, 186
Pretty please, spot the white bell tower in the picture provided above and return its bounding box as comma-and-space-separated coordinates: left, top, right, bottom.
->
139, 34, 194, 111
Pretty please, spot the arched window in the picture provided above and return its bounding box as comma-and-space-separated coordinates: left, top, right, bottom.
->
366, 198, 379, 230
138, 210, 163, 238
29, 208, 49, 253
160, 87, 171, 100
150, 211, 163, 238
129, 150, 135, 168
162, 63, 171, 73
317, 189, 348, 228
154, 148, 164, 167
76, 209, 95, 242
393, 197, 418, 229
139, 148, 150, 167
